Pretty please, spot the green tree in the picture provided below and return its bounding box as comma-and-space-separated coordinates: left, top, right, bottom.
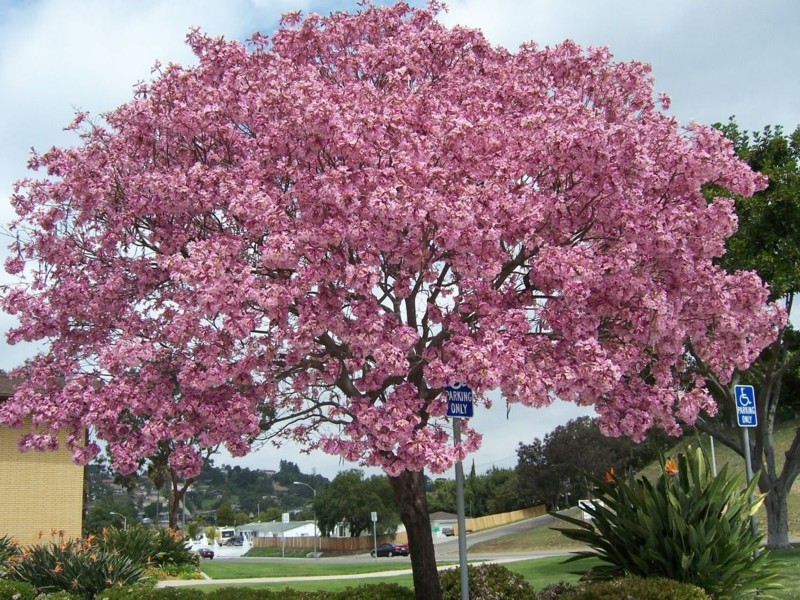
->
482, 467, 526, 514
426, 478, 456, 514
84, 496, 137, 535
692, 119, 800, 548
314, 470, 400, 537
517, 416, 661, 510
215, 502, 236, 527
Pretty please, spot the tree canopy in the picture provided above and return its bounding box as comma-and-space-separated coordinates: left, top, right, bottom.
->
0, 3, 778, 481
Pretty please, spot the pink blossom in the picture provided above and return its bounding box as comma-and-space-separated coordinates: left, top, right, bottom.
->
0, 3, 781, 479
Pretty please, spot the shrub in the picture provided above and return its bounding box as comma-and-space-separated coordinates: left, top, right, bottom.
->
96, 526, 197, 569
0, 579, 37, 600
97, 584, 410, 600
0, 535, 21, 577
144, 562, 204, 580
561, 576, 710, 599
95, 527, 157, 567
552, 447, 782, 598
96, 586, 197, 600
4, 539, 147, 600
333, 583, 413, 599
533, 582, 578, 599
151, 528, 197, 567
440, 562, 537, 599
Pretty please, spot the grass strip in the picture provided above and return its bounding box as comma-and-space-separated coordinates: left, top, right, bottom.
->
201, 559, 414, 580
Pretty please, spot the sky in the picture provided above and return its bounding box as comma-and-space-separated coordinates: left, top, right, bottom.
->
0, 0, 798, 480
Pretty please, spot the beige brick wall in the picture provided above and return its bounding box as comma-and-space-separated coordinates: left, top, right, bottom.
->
0, 425, 85, 546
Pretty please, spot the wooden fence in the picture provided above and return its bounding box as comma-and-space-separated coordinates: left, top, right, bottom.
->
252, 504, 544, 551
252, 533, 402, 552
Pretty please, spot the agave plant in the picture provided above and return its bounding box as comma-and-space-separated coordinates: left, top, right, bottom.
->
552, 446, 782, 599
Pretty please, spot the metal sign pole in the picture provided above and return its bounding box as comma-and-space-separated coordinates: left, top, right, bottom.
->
741, 426, 759, 537
734, 384, 759, 538
454, 417, 469, 600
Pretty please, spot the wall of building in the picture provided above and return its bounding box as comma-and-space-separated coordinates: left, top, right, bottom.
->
0, 424, 85, 546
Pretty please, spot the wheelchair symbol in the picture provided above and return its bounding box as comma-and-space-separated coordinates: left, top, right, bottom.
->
737, 389, 754, 407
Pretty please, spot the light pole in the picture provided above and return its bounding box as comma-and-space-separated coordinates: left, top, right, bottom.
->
293, 481, 317, 558
109, 511, 127, 530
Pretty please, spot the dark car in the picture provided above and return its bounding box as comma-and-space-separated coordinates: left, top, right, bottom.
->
224, 535, 244, 546
197, 547, 214, 559
371, 542, 410, 558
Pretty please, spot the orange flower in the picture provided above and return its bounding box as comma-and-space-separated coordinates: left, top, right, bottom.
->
50, 528, 58, 538
664, 457, 679, 477
604, 467, 615, 483
54, 562, 63, 573
37, 529, 44, 540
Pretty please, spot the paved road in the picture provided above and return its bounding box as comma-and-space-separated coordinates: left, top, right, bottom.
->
434, 512, 560, 560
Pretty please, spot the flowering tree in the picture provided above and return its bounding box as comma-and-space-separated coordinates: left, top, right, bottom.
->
0, 4, 782, 597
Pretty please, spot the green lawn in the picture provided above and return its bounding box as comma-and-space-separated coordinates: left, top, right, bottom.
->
200, 559, 414, 580
191, 555, 589, 593
188, 548, 800, 596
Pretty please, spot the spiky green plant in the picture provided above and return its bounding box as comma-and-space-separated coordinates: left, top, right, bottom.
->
552, 447, 782, 599
5, 539, 146, 600
0, 534, 21, 576
94, 526, 196, 568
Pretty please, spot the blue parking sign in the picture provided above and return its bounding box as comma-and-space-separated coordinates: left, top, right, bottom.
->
734, 385, 757, 428
446, 382, 473, 419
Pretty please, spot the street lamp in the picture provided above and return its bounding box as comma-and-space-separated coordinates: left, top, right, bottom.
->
109, 511, 127, 530
293, 481, 317, 558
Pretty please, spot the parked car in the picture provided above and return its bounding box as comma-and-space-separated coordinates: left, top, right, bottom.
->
371, 542, 410, 558
196, 547, 214, 559
224, 535, 244, 546
441, 527, 454, 536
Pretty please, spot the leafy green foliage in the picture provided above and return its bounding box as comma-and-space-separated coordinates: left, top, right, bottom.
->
517, 417, 665, 510
94, 526, 197, 569
151, 528, 197, 567
560, 576, 710, 599
96, 587, 197, 600
97, 583, 412, 599
552, 447, 782, 598
439, 563, 537, 599
714, 120, 800, 300
4, 538, 146, 599
315, 470, 400, 537
0, 579, 37, 600
0, 534, 21, 577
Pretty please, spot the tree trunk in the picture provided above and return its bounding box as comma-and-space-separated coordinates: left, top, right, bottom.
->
763, 487, 791, 549
168, 486, 183, 530
389, 469, 443, 600
168, 475, 195, 530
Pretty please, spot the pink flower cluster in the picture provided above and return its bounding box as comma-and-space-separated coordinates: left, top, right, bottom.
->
0, 3, 781, 477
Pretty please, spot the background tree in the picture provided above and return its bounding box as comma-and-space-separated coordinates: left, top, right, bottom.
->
427, 478, 457, 515
482, 468, 526, 514
314, 470, 399, 537
517, 417, 665, 509
0, 5, 781, 597
692, 119, 800, 548
84, 496, 137, 535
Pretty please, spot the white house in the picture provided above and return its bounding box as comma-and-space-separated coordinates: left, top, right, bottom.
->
239, 520, 316, 540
